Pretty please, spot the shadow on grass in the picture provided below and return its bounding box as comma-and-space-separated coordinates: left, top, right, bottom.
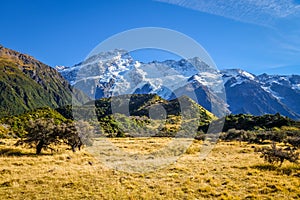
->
251, 164, 278, 171
251, 163, 300, 176
0, 148, 53, 157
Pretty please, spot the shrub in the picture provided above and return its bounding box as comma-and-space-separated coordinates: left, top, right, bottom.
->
256, 142, 299, 166
285, 137, 300, 149
219, 129, 241, 141
219, 129, 250, 142
250, 131, 287, 144
222, 113, 292, 132
59, 120, 94, 152
284, 129, 300, 137
269, 131, 287, 143
194, 131, 206, 141
241, 131, 257, 143
225, 129, 241, 141
0, 107, 67, 137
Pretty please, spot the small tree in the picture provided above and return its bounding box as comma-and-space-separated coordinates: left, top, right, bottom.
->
16, 119, 60, 154
16, 119, 94, 154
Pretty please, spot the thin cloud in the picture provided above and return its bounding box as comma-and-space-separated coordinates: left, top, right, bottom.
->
271, 29, 300, 56
155, 0, 300, 26
279, 42, 300, 54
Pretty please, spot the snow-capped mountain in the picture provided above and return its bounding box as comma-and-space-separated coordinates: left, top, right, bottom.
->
56, 49, 300, 119
220, 69, 300, 119
257, 74, 300, 118
56, 49, 228, 117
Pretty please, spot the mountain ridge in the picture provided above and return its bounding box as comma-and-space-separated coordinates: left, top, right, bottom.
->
57, 49, 300, 119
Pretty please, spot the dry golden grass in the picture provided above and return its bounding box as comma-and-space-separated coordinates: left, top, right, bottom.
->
109, 137, 173, 153
0, 138, 299, 199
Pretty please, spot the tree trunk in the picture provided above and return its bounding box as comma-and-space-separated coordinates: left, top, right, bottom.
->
71, 145, 76, 152
36, 140, 44, 154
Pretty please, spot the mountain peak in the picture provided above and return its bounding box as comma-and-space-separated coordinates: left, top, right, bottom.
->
82, 49, 131, 65
221, 68, 256, 80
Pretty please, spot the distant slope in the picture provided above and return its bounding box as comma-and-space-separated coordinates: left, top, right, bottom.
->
0, 45, 88, 118
87, 94, 216, 120
57, 94, 215, 137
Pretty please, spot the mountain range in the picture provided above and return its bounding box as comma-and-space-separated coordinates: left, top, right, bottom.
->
57, 49, 300, 120
0, 45, 299, 120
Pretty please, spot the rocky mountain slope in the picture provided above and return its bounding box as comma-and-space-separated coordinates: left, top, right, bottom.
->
222, 69, 300, 119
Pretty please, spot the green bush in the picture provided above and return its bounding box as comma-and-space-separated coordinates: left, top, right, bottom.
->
222, 113, 293, 132
0, 107, 67, 137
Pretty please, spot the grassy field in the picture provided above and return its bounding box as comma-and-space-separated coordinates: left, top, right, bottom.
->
0, 138, 299, 199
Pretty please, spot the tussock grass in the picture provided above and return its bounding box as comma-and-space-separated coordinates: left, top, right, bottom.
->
0, 139, 299, 199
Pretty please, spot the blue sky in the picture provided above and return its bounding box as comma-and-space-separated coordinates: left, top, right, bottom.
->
1, 0, 300, 75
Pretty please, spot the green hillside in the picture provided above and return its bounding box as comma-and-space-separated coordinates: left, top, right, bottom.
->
0, 45, 88, 118
57, 94, 216, 137
82, 94, 216, 120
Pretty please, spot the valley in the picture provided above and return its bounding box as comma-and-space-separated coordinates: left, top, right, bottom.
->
2, 1, 300, 199
0, 45, 300, 200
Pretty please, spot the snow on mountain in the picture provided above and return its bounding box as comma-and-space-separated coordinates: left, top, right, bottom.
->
189, 72, 224, 94
58, 49, 223, 98
292, 84, 300, 90
56, 49, 300, 119
221, 69, 257, 88
57, 49, 228, 116
56, 49, 135, 85
54, 65, 67, 71
218, 69, 300, 119
257, 73, 300, 90
261, 86, 284, 100
222, 69, 256, 80
256, 73, 300, 101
